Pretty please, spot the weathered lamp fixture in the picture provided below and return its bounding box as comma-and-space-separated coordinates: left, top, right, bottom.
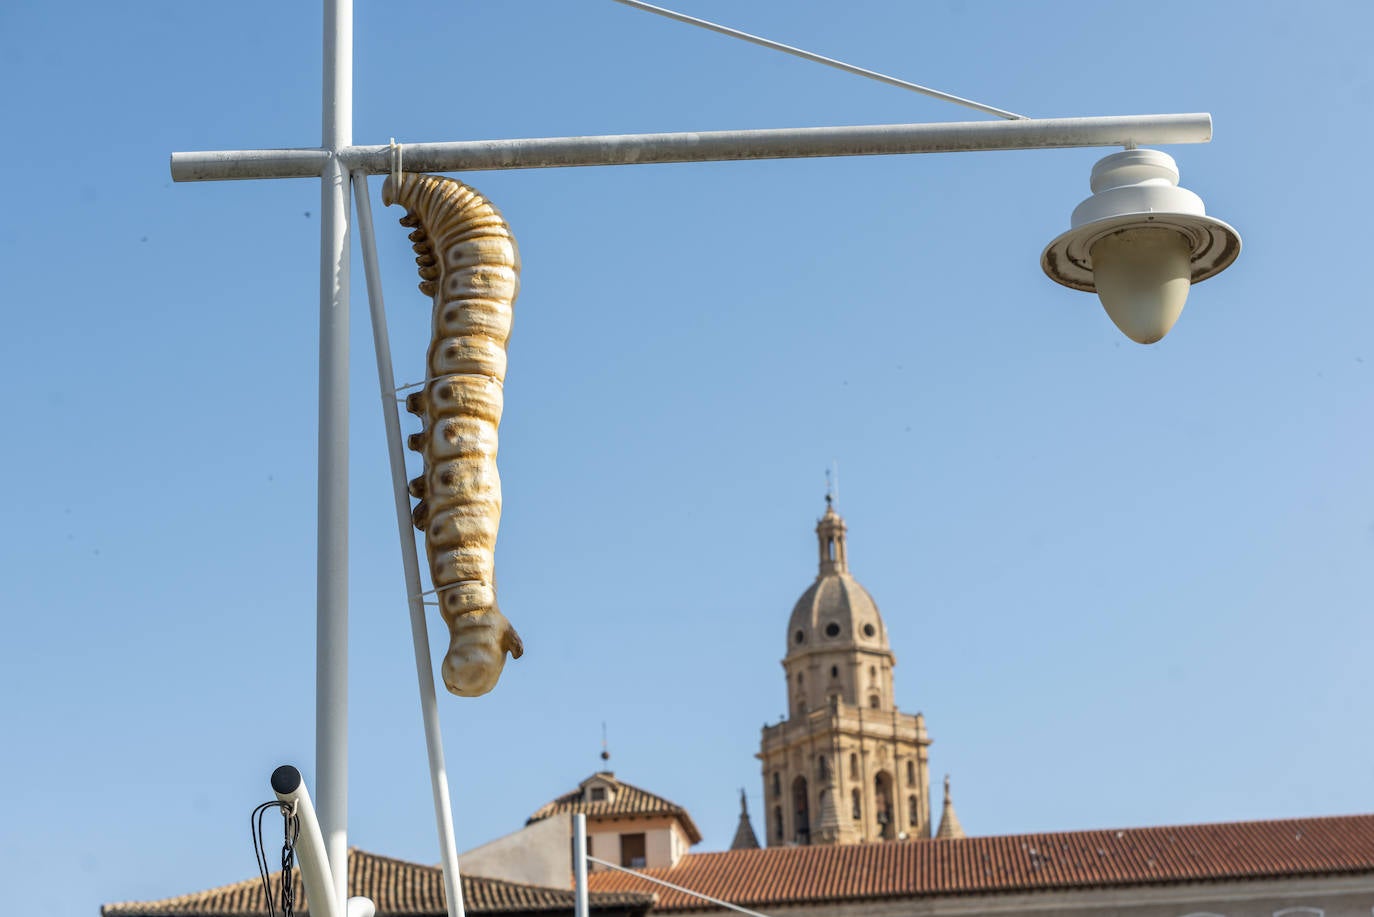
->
1042, 148, 1241, 344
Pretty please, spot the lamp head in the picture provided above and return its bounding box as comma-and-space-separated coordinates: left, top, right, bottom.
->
1041, 149, 1240, 344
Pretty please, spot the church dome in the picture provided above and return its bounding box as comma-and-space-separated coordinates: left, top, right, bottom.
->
785, 500, 891, 656
787, 574, 888, 654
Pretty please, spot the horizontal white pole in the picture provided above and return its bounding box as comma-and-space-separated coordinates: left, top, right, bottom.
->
170, 113, 1211, 182
171, 148, 332, 181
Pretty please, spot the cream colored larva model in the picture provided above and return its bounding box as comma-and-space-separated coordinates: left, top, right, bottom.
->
383, 172, 523, 697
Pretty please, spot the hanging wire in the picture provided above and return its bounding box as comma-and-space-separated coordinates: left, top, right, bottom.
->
611, 0, 1026, 120
252, 800, 301, 917
585, 855, 774, 917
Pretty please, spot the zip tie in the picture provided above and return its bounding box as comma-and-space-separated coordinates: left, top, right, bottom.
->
415, 579, 488, 601
392, 372, 506, 396
390, 137, 403, 190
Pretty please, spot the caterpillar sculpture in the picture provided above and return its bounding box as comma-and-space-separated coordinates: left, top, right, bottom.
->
383, 172, 523, 697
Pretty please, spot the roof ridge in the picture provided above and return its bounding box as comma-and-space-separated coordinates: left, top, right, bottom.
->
974, 811, 1374, 841
597, 776, 686, 808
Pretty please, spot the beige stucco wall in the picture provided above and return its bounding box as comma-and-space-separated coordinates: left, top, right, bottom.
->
460, 813, 571, 888
588, 814, 690, 871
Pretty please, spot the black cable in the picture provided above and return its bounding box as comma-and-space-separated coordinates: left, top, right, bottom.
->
251, 801, 300, 917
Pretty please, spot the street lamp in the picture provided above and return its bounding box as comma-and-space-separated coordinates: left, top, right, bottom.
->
1042, 148, 1242, 343
168, 3, 1244, 917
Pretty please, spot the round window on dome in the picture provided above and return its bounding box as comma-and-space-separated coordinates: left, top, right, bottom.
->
794, 629, 805, 645
824, 622, 841, 638
863, 623, 876, 638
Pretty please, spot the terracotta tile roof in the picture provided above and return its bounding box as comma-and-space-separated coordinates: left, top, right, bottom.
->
102, 848, 654, 917
528, 774, 702, 845
587, 814, 1374, 910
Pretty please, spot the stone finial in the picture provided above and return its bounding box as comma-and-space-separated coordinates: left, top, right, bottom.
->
935, 774, 966, 840
730, 789, 760, 850
815, 788, 842, 844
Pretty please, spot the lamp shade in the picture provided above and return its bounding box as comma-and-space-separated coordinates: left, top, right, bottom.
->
1041, 149, 1240, 343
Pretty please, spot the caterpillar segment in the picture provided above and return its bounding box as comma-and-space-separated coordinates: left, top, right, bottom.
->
383, 172, 523, 697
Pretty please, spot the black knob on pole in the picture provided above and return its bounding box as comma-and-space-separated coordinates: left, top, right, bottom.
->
271, 764, 302, 795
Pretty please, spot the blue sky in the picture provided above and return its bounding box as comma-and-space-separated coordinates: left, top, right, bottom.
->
1, 2, 1372, 915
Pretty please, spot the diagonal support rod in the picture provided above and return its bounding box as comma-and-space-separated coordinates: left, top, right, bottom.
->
611, 0, 1026, 120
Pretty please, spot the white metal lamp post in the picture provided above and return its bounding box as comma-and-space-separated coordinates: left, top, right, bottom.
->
1042, 148, 1242, 343
168, 4, 1242, 917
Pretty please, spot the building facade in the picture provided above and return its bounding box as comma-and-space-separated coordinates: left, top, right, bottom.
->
525, 771, 701, 871
758, 499, 933, 846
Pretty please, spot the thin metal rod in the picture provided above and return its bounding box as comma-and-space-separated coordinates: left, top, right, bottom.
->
573, 814, 589, 917
170, 114, 1212, 182
585, 856, 774, 917
612, 0, 1024, 120
317, 0, 352, 912
352, 172, 467, 917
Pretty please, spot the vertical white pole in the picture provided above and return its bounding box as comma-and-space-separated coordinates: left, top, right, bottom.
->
318, 0, 353, 912
573, 814, 589, 917
352, 173, 467, 917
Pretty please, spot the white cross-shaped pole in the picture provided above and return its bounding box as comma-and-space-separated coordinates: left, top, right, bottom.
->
169, 3, 1215, 916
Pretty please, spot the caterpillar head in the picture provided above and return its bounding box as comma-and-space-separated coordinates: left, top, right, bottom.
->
442, 606, 524, 697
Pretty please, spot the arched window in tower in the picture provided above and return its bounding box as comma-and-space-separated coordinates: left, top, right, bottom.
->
908, 795, 918, 826
796, 696, 808, 715
830, 665, 839, 679
851, 788, 862, 819
792, 776, 811, 845
874, 771, 895, 840
827, 537, 836, 561
869, 694, 880, 709
772, 772, 781, 798
817, 755, 830, 781
797, 672, 804, 687
906, 760, 916, 785
773, 806, 783, 842
869, 665, 877, 683
849, 753, 859, 780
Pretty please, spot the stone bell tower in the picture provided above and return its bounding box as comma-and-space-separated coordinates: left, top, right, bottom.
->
757, 499, 932, 846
